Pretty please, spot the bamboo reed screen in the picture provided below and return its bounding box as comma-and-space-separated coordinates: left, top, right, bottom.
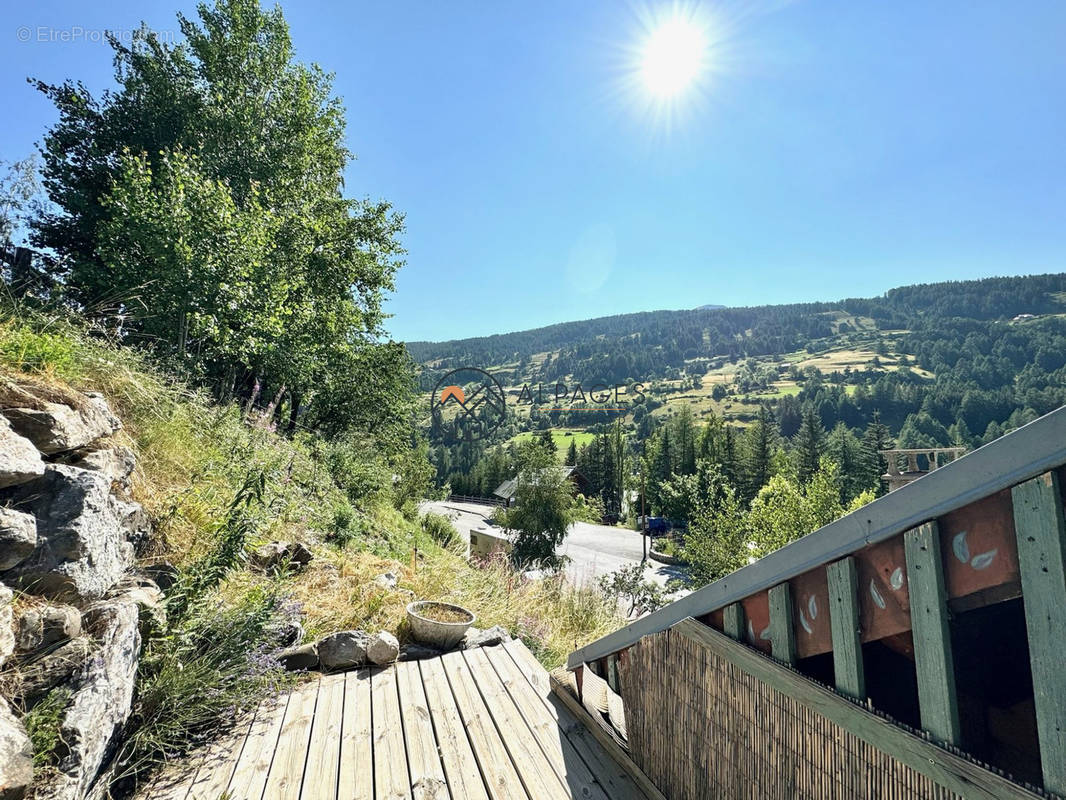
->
619, 627, 961, 800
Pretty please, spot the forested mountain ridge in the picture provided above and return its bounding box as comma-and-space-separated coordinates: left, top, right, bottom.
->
409, 273, 1066, 388
425, 272, 1066, 509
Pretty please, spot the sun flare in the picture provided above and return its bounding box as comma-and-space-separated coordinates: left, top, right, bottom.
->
641, 17, 706, 97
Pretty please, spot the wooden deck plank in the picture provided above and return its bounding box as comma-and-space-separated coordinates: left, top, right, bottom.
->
419, 656, 491, 800
462, 647, 571, 800
440, 650, 530, 800
372, 665, 413, 800
226, 694, 290, 800
262, 678, 319, 800
482, 645, 611, 800
300, 672, 346, 800
338, 668, 374, 800
502, 641, 652, 800
186, 713, 257, 800
395, 660, 451, 800
142, 756, 204, 800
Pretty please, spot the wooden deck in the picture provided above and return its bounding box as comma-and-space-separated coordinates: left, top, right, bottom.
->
144, 640, 658, 800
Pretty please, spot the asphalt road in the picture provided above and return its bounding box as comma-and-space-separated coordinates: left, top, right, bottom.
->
420, 499, 687, 590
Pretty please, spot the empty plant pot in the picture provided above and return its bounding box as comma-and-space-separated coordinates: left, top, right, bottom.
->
406, 601, 476, 650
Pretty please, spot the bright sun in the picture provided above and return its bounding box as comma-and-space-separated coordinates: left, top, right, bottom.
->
641, 18, 706, 97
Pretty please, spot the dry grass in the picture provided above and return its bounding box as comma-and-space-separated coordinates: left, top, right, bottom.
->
266, 542, 620, 669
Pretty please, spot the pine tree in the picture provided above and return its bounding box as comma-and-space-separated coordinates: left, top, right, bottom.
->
564, 438, 578, 466
860, 411, 893, 496
827, 422, 862, 503
794, 408, 827, 485
742, 405, 777, 501
538, 428, 557, 456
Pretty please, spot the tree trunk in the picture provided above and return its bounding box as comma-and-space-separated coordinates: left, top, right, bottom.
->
243, 375, 262, 422
286, 392, 302, 434
257, 384, 287, 430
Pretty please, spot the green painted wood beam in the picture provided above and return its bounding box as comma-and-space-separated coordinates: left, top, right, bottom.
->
904, 520, 961, 746
826, 557, 865, 701
723, 602, 745, 641
768, 583, 797, 664
1012, 471, 1066, 796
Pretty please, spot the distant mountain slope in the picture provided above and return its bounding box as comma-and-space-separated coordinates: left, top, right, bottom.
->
407, 273, 1066, 387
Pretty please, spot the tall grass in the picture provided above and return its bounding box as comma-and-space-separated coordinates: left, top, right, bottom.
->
0, 306, 623, 784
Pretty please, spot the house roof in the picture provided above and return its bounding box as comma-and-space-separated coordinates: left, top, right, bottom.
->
492, 465, 581, 500
566, 404, 1066, 670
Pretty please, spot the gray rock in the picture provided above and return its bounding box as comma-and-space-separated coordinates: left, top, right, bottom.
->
278, 643, 319, 671
0, 585, 13, 667
51, 600, 139, 799
138, 562, 179, 593
250, 541, 312, 575
109, 497, 151, 554
274, 619, 303, 648
459, 625, 512, 650
317, 630, 370, 671
0, 698, 33, 799
2, 393, 119, 456
18, 636, 93, 705
2, 465, 134, 603
374, 572, 398, 590
103, 578, 165, 638
68, 444, 136, 494
367, 630, 399, 665
16, 604, 81, 652
398, 643, 443, 661
0, 509, 36, 571
0, 414, 45, 489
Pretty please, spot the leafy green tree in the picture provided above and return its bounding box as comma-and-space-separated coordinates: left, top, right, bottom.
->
599, 563, 666, 617
98, 148, 276, 363
497, 442, 575, 570
33, 0, 404, 426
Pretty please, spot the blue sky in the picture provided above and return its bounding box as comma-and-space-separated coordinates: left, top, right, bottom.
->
2, 2, 1064, 342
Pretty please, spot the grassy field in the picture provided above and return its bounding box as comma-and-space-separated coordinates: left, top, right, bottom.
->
509, 428, 596, 453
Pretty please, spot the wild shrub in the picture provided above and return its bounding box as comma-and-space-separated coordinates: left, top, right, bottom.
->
23, 687, 72, 767
420, 512, 459, 548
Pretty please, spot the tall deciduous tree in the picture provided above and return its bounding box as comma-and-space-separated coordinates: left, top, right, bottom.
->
497, 442, 575, 570
33, 0, 405, 439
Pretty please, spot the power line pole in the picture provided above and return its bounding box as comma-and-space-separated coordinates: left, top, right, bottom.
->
641, 460, 648, 563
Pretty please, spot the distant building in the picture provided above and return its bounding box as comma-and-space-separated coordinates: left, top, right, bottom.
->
1012, 313, 1036, 322
881, 447, 966, 491
492, 465, 590, 506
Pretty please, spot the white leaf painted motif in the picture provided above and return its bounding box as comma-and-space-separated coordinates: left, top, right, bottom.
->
800, 611, 813, 635
971, 549, 999, 570
759, 626, 771, 641
748, 621, 755, 642
952, 531, 970, 563
889, 567, 905, 591
870, 579, 886, 610
808, 595, 818, 620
